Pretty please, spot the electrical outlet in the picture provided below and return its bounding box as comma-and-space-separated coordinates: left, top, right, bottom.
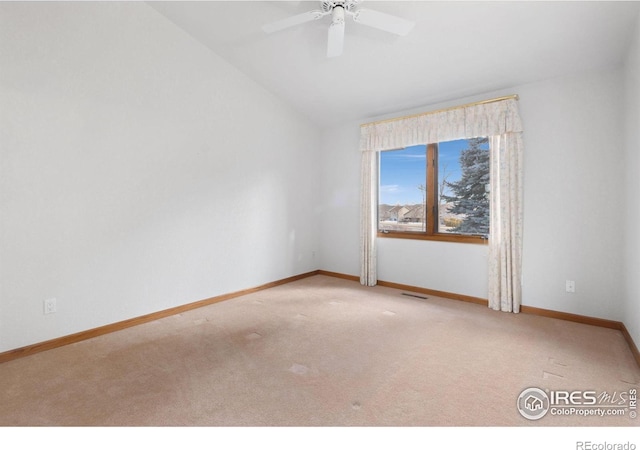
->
43, 298, 57, 314
565, 280, 575, 293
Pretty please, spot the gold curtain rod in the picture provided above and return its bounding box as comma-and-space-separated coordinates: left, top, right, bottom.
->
360, 94, 519, 128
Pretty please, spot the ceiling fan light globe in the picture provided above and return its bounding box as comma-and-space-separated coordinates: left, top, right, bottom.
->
327, 20, 345, 57
332, 5, 345, 25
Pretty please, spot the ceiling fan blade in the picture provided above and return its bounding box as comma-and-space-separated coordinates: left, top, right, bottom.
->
261, 9, 327, 34
327, 20, 345, 58
352, 9, 415, 36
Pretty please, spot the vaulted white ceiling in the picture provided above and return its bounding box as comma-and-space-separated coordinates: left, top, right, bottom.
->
149, 1, 640, 128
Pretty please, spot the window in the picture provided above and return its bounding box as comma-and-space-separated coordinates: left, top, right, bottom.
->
378, 137, 490, 243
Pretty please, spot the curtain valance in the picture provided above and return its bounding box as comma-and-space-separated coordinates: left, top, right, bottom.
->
359, 97, 522, 153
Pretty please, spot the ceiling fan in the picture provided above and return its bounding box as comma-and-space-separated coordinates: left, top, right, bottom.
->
261, 1, 415, 58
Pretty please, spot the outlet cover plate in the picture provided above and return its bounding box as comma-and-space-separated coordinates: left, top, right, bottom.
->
565, 280, 575, 293
44, 298, 57, 314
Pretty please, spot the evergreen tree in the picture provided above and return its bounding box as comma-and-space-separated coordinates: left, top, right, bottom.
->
441, 137, 490, 235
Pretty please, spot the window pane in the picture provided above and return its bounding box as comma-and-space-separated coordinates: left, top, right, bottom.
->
438, 138, 490, 236
378, 145, 427, 232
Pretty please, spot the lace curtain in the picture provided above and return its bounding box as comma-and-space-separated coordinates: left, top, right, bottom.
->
359, 97, 524, 312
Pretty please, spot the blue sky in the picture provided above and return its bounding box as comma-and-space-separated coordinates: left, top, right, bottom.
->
378, 139, 479, 205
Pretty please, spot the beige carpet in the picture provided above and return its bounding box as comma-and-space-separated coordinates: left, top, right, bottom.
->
0, 274, 638, 427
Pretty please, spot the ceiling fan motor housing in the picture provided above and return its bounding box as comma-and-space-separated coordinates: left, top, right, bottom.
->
321, 1, 358, 14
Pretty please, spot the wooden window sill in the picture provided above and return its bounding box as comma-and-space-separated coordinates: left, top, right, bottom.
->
377, 231, 488, 245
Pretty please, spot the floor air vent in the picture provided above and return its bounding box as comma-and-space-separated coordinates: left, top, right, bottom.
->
401, 292, 429, 300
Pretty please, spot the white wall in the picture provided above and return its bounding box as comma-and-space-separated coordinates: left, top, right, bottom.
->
623, 15, 640, 346
518, 69, 625, 320
318, 124, 361, 276
0, 2, 321, 352
319, 67, 627, 320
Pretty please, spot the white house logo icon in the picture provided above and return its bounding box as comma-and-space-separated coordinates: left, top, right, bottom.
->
525, 395, 544, 411
517, 388, 550, 420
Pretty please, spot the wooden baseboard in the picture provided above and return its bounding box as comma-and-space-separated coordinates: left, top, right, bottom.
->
0, 270, 320, 364
519, 305, 622, 329
3, 268, 639, 369
620, 323, 640, 368
316, 270, 359, 282
376, 280, 489, 306
317, 270, 640, 368
520, 305, 640, 368
316, 270, 488, 305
